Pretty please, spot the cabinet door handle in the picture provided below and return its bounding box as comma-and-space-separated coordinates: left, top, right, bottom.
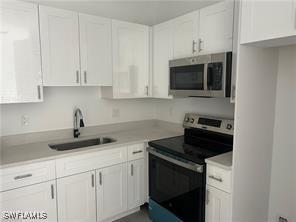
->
198, 38, 203, 52
192, 40, 197, 54
132, 150, 143, 154
84, 71, 87, 84
231, 85, 236, 101
51, 184, 54, 199
91, 174, 95, 187
145, 86, 149, 96
76, 70, 80, 83
131, 164, 134, 176
99, 172, 102, 185
206, 189, 210, 205
209, 175, 223, 182
37, 85, 41, 100
14, 173, 32, 180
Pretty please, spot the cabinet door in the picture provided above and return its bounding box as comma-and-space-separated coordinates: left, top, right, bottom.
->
0, 1, 43, 104
57, 171, 96, 222
79, 13, 112, 86
199, 0, 234, 54
128, 159, 145, 209
112, 20, 149, 98
39, 6, 80, 86
240, 0, 296, 44
172, 11, 199, 59
152, 21, 173, 99
96, 163, 127, 221
205, 185, 231, 222
0, 181, 57, 221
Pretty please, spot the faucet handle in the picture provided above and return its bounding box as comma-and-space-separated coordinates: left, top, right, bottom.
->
80, 119, 85, 127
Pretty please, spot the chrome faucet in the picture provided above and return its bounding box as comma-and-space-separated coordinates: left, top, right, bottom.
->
73, 108, 85, 138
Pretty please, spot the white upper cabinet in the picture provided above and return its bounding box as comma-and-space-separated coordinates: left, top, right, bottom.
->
96, 163, 128, 221
103, 20, 149, 98
57, 171, 97, 222
172, 11, 199, 59
199, 0, 234, 54
152, 21, 173, 99
39, 6, 80, 86
0, 1, 43, 104
79, 13, 112, 86
0, 181, 57, 221
240, 0, 296, 45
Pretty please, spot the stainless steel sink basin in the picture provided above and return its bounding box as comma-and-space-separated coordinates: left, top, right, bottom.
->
49, 137, 116, 151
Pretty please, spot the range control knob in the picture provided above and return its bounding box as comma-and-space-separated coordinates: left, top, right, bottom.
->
185, 117, 190, 122
226, 124, 233, 130
190, 118, 195, 123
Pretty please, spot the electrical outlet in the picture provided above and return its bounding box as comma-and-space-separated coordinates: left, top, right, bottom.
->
21, 115, 29, 126
279, 216, 288, 222
112, 108, 120, 118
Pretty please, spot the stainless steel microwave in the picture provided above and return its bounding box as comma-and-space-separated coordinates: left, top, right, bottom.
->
169, 52, 232, 98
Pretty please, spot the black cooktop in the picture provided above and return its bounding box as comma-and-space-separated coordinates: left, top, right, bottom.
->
148, 135, 232, 165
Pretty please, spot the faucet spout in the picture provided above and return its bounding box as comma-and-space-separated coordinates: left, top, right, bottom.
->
74, 108, 84, 138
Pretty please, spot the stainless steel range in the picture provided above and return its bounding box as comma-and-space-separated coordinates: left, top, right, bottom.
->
148, 113, 234, 222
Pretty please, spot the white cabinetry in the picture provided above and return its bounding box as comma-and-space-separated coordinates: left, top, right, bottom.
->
96, 163, 128, 221
79, 13, 112, 86
102, 20, 149, 98
39, 6, 80, 86
199, 0, 234, 54
57, 171, 96, 222
172, 11, 199, 59
152, 21, 173, 99
205, 163, 232, 222
240, 0, 296, 45
206, 185, 231, 222
0, 181, 57, 221
128, 159, 145, 209
0, 1, 43, 103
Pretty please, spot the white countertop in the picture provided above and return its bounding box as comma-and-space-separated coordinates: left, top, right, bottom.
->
0, 126, 182, 169
205, 152, 233, 170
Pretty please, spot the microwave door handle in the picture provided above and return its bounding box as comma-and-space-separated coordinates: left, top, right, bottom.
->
203, 63, 208, 91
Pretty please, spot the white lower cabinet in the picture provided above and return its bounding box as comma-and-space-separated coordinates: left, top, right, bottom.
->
0, 181, 57, 221
96, 163, 128, 221
57, 171, 96, 222
127, 159, 145, 209
206, 185, 231, 222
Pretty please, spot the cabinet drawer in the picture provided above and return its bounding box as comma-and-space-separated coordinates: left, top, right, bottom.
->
56, 147, 127, 178
127, 144, 145, 161
0, 160, 56, 192
206, 164, 231, 193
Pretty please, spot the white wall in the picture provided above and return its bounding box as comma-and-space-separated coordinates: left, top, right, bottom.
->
154, 97, 235, 123
0, 87, 156, 136
268, 46, 296, 222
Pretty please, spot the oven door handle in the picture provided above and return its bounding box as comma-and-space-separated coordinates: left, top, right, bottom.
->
147, 147, 204, 173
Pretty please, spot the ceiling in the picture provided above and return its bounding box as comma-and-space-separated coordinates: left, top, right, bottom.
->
25, 0, 221, 25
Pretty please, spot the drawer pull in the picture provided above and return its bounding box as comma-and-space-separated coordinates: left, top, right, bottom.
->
209, 175, 223, 182
91, 174, 95, 188
14, 174, 32, 180
132, 150, 143, 154
51, 184, 54, 199
99, 172, 102, 185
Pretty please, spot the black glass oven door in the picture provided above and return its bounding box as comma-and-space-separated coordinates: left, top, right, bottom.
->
170, 64, 205, 90
149, 153, 205, 222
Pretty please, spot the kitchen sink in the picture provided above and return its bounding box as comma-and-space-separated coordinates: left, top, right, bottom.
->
49, 137, 116, 151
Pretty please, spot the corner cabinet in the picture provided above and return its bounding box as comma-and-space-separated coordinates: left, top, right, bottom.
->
240, 0, 296, 45
102, 20, 150, 99
152, 21, 173, 99
57, 171, 97, 222
0, 1, 43, 104
39, 6, 80, 86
